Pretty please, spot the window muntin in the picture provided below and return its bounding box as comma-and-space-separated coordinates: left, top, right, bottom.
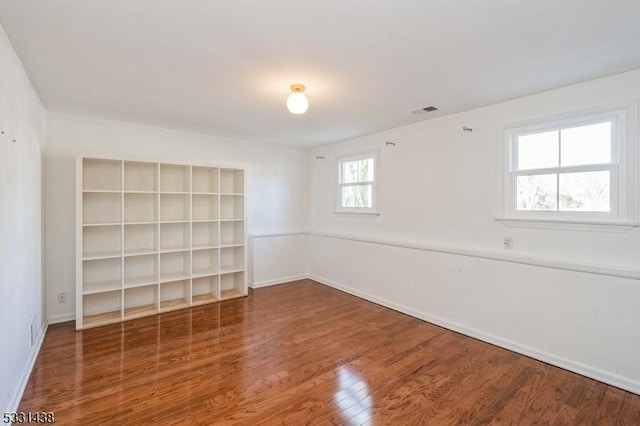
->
338, 153, 376, 210
507, 114, 624, 219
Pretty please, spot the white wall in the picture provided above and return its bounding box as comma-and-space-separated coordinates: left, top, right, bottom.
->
45, 113, 309, 322
250, 233, 309, 287
308, 69, 640, 393
0, 25, 46, 412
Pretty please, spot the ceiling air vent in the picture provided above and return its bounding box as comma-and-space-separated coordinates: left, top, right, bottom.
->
411, 106, 438, 114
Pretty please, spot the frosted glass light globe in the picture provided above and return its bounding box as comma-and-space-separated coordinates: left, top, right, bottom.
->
287, 91, 309, 114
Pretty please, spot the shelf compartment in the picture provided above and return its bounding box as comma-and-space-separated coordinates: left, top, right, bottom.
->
83, 290, 122, 328
192, 248, 219, 277
124, 161, 157, 192
220, 272, 245, 300
83, 158, 121, 191
220, 221, 244, 246
220, 246, 244, 273
124, 224, 157, 255
124, 285, 158, 319
83, 192, 121, 224
124, 193, 157, 223
83, 225, 121, 258
160, 194, 190, 221
160, 279, 190, 312
83, 258, 122, 294
192, 194, 219, 221
160, 251, 190, 282
160, 164, 190, 193
160, 222, 190, 251
192, 166, 219, 193
220, 195, 244, 220
124, 254, 158, 287
220, 169, 244, 194
192, 222, 219, 249
192, 275, 219, 305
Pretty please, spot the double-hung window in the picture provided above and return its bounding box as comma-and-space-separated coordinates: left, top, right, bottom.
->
337, 151, 377, 213
503, 106, 636, 225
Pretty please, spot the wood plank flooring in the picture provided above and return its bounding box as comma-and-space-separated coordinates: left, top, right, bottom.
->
19, 279, 640, 424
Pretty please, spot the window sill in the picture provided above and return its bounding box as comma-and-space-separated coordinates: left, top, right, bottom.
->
333, 210, 381, 218
495, 217, 637, 233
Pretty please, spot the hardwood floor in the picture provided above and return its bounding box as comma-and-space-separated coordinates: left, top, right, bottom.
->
19, 280, 640, 424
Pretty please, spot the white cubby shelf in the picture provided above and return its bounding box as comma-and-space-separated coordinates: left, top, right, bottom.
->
76, 157, 247, 329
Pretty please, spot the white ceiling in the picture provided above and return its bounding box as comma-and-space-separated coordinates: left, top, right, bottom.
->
1, 1, 640, 148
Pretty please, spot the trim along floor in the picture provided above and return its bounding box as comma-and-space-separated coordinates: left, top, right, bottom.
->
19, 280, 640, 424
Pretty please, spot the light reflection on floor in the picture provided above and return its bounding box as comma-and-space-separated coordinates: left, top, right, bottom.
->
333, 365, 373, 424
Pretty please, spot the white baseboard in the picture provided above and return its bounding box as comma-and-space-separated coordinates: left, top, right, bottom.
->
47, 313, 75, 325
29, 272, 640, 407
7, 321, 48, 413
250, 274, 308, 289
308, 273, 640, 396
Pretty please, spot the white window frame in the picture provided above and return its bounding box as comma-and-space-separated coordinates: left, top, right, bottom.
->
499, 102, 638, 230
335, 150, 379, 215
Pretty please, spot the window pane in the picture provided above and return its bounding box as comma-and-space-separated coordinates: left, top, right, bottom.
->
342, 186, 355, 207
516, 174, 557, 211
516, 130, 559, 170
341, 184, 372, 208
342, 160, 358, 183
559, 171, 610, 212
560, 121, 612, 167
354, 184, 372, 207
358, 158, 374, 182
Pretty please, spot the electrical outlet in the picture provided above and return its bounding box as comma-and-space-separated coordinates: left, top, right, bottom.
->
503, 237, 513, 250
30, 324, 34, 347
57, 292, 66, 303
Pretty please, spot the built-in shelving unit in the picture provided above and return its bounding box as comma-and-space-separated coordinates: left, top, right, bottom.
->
76, 157, 247, 329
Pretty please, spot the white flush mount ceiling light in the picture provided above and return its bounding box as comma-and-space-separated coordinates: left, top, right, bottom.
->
287, 84, 308, 114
